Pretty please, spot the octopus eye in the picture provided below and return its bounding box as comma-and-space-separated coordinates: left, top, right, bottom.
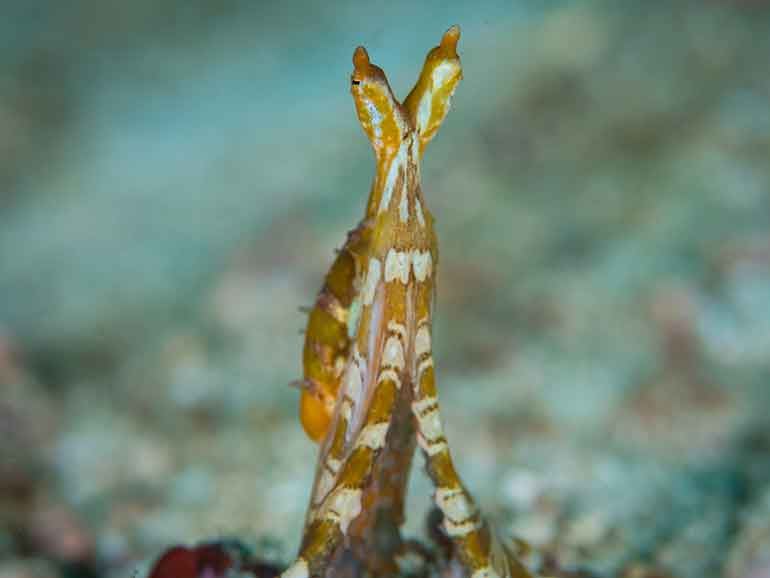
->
351, 79, 361, 85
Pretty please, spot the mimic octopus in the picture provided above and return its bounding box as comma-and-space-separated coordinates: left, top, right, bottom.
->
286, 26, 534, 578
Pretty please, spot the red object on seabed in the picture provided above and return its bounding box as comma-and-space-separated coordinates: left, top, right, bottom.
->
148, 541, 283, 578
148, 543, 232, 578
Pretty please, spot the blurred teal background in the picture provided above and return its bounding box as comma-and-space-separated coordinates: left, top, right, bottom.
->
1, 2, 769, 578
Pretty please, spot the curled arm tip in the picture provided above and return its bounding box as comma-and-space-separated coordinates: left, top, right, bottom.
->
353, 46, 370, 71
441, 25, 461, 55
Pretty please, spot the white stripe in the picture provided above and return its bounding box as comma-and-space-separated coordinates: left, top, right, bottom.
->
384, 249, 410, 284
415, 325, 431, 358
412, 395, 438, 415
416, 356, 434, 383
412, 250, 432, 282
326, 457, 341, 474
417, 432, 448, 456
382, 335, 405, 370
362, 258, 381, 306
399, 186, 409, 222
355, 422, 390, 450
416, 87, 432, 135
324, 487, 362, 534
340, 396, 353, 422
364, 99, 383, 144
415, 197, 426, 227
377, 146, 407, 214
387, 320, 407, 341
343, 359, 363, 408
415, 405, 444, 442
435, 487, 476, 522
444, 517, 482, 537
377, 368, 402, 388
315, 469, 336, 505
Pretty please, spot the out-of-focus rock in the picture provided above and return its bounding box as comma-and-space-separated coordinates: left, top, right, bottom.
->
613, 285, 742, 456
0, 559, 59, 578
26, 502, 94, 565
727, 487, 770, 578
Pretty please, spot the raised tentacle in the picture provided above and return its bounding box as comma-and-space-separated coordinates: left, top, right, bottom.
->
285, 271, 411, 577
409, 281, 532, 578
350, 45, 415, 221
403, 25, 463, 157
298, 221, 371, 442
283, 27, 534, 578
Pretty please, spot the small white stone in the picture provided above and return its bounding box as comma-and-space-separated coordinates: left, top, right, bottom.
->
281, 559, 309, 578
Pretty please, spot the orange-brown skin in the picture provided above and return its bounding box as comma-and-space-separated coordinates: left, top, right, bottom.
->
299, 222, 369, 441
287, 27, 534, 578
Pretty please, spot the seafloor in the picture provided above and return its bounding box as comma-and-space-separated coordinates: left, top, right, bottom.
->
1, 2, 769, 578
